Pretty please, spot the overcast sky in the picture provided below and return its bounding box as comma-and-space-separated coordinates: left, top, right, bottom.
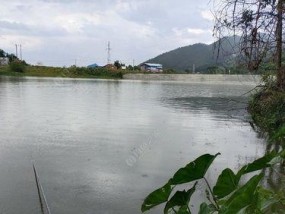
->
0, 0, 214, 67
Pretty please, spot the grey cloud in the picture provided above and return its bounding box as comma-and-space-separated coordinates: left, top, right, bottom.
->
116, 0, 212, 34
0, 20, 29, 31
15, 4, 34, 11
37, 0, 116, 8
0, 20, 67, 37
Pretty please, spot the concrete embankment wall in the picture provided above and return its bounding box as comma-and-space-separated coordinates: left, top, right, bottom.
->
123, 73, 262, 85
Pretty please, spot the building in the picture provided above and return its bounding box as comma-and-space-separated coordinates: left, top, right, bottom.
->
103, 64, 117, 70
140, 63, 163, 72
87, 63, 100, 68
0, 57, 9, 65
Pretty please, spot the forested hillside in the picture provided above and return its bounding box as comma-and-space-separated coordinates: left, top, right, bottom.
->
145, 37, 240, 73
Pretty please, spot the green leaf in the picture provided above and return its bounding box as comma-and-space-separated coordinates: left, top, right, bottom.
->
177, 205, 190, 214
269, 156, 283, 165
270, 125, 285, 142
198, 203, 216, 214
171, 153, 220, 185
255, 187, 280, 212
213, 168, 239, 199
237, 151, 276, 177
141, 180, 173, 212
279, 149, 285, 159
220, 173, 263, 214
164, 182, 197, 214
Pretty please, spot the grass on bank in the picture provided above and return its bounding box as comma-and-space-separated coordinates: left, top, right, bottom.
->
0, 64, 124, 79
0, 64, 180, 79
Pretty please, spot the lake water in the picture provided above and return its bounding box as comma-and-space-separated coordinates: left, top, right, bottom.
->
0, 77, 266, 214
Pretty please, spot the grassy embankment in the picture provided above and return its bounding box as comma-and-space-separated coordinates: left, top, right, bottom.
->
0, 65, 124, 79
248, 74, 285, 145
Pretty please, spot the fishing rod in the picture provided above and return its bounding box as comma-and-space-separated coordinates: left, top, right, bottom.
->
33, 164, 52, 214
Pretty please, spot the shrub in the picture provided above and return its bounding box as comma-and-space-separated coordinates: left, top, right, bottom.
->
248, 75, 285, 144
9, 61, 26, 73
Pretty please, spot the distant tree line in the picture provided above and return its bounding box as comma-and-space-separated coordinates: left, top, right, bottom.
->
0, 49, 28, 72
0, 49, 19, 63
113, 60, 140, 71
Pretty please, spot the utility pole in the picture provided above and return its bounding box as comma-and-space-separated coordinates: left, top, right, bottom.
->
133, 59, 135, 71
107, 41, 111, 65
15, 44, 18, 58
20, 44, 22, 60
192, 64, 196, 73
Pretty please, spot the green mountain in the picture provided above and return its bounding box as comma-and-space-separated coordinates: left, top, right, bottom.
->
145, 37, 239, 73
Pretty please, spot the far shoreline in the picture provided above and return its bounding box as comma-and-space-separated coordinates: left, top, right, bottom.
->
0, 65, 262, 86
0, 72, 262, 86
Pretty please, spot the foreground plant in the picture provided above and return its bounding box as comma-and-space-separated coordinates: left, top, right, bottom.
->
141, 150, 285, 213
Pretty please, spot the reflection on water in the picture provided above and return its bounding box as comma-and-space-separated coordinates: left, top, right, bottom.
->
0, 77, 266, 214
162, 96, 249, 120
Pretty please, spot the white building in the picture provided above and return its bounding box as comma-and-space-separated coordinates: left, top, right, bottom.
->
0, 57, 9, 65
140, 63, 163, 72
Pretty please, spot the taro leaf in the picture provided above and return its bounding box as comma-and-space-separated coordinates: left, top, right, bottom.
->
252, 186, 279, 212
164, 182, 197, 214
141, 180, 173, 212
269, 156, 284, 165
171, 153, 220, 185
219, 173, 263, 214
198, 203, 216, 214
237, 151, 276, 177
238, 188, 279, 214
246, 186, 279, 213
213, 168, 239, 199
177, 205, 190, 214
258, 196, 279, 212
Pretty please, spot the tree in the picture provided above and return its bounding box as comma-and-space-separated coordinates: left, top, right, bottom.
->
9, 61, 26, 73
114, 60, 122, 69
0, 49, 5, 57
214, 0, 285, 90
7, 53, 17, 62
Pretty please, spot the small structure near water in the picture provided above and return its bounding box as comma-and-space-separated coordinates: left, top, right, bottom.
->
103, 64, 117, 70
140, 63, 163, 72
0, 57, 9, 66
87, 63, 100, 68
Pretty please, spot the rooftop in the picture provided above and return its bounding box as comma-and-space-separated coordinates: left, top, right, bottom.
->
142, 63, 162, 67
